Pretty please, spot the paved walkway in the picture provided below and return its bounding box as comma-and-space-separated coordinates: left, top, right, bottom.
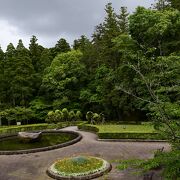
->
0, 126, 170, 180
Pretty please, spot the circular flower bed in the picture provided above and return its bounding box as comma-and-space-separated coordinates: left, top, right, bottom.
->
47, 156, 112, 179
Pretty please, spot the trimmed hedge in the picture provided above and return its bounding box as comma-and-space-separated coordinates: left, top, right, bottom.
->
78, 123, 99, 133
78, 123, 165, 140
98, 132, 164, 140
0, 121, 84, 135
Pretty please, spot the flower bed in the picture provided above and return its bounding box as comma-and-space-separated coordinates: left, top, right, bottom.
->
47, 156, 111, 179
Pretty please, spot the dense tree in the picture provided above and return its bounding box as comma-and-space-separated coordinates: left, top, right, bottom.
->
129, 7, 180, 56
10, 40, 35, 106
40, 50, 86, 110
117, 7, 129, 33
51, 38, 71, 58
92, 3, 121, 68
3, 43, 16, 106
168, 0, 180, 10
0, 47, 4, 106
29, 35, 43, 72
37, 48, 53, 75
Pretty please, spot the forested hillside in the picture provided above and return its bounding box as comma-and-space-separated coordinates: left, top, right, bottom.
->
0, 0, 179, 134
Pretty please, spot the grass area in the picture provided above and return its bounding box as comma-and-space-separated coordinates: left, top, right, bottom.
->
94, 124, 156, 133
116, 159, 144, 170
78, 123, 164, 140
54, 156, 104, 175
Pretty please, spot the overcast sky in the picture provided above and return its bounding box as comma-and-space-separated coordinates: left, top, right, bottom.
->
0, 0, 154, 51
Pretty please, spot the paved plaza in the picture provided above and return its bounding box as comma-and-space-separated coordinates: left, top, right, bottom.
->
0, 126, 170, 180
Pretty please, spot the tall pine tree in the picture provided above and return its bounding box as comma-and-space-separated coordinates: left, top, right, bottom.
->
4, 43, 16, 106
0, 47, 5, 106
117, 7, 129, 33
11, 40, 35, 106
51, 38, 71, 58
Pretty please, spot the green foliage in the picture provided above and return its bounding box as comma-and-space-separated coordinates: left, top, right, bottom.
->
0, 4, 179, 180
117, 159, 144, 170
41, 50, 86, 110
86, 111, 106, 124
78, 123, 163, 140
29, 98, 51, 122
51, 38, 71, 58
46, 109, 83, 123
62, 108, 69, 121
129, 7, 180, 55
69, 110, 76, 121
98, 132, 162, 140
76, 111, 82, 121
117, 150, 180, 180
0, 107, 35, 125
117, 7, 129, 33
71, 156, 90, 165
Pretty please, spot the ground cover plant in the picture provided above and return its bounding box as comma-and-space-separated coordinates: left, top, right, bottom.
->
116, 150, 180, 180
48, 156, 110, 178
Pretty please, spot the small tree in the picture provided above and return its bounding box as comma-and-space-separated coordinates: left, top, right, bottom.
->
92, 113, 100, 124
86, 111, 94, 124
76, 111, 82, 121
62, 108, 69, 121
69, 110, 76, 121
46, 111, 56, 123
54, 110, 63, 122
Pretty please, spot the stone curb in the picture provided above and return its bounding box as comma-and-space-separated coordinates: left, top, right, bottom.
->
0, 130, 82, 155
46, 160, 112, 180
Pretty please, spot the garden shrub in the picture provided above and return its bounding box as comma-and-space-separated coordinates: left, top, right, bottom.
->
98, 132, 163, 140
76, 111, 82, 121
78, 123, 165, 140
78, 123, 99, 132
85, 111, 105, 124
46, 109, 83, 123
69, 110, 76, 121
86, 111, 94, 124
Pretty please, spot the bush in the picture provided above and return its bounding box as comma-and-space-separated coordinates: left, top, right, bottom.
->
69, 110, 76, 121
85, 111, 105, 124
0, 107, 35, 125
76, 111, 82, 121
86, 111, 94, 124
78, 123, 99, 132
78, 123, 165, 140
98, 132, 163, 140
46, 109, 83, 123
62, 108, 69, 121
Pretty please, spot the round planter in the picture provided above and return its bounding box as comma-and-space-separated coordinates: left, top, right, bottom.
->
46, 156, 112, 180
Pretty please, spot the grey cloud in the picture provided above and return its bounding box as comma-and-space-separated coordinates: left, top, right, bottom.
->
0, 0, 154, 47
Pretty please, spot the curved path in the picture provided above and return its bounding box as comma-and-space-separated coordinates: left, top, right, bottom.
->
0, 126, 170, 180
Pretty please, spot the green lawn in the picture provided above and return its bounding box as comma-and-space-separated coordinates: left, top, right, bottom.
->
94, 124, 156, 133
